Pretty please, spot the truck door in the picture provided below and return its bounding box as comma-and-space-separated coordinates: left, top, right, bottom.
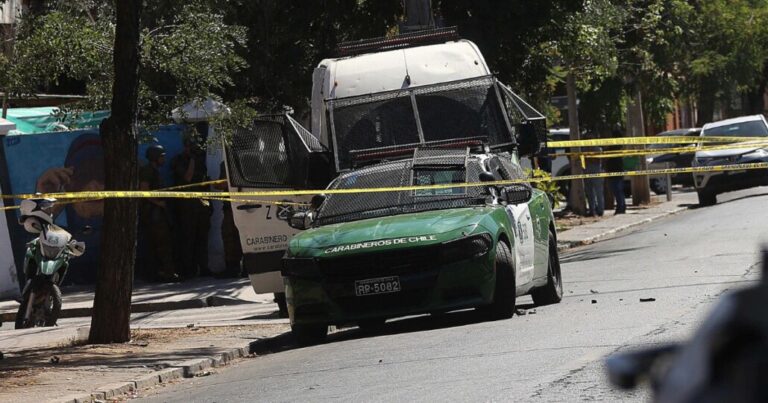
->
224, 114, 330, 294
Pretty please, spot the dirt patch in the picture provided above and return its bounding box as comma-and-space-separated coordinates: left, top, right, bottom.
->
555, 213, 603, 232
0, 324, 289, 402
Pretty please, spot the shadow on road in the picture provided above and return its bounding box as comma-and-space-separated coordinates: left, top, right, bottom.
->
686, 190, 768, 210
249, 306, 538, 356
560, 246, 643, 264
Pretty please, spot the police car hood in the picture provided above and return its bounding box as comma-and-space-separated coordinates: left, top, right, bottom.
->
291, 207, 495, 254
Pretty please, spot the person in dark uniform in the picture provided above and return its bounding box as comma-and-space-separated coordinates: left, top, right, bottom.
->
138, 145, 178, 282
606, 129, 627, 215
171, 135, 212, 279
216, 161, 242, 278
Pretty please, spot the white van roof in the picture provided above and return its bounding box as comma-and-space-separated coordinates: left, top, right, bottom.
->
316, 40, 490, 101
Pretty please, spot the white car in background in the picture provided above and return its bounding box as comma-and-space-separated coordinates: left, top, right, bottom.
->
692, 114, 768, 206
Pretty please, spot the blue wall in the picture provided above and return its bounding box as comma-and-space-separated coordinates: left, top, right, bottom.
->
3, 125, 186, 284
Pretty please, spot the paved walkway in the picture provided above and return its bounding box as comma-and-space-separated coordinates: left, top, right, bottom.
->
0, 276, 272, 322
556, 190, 698, 250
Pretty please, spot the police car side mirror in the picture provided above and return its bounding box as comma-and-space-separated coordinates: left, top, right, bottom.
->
288, 211, 312, 230
501, 184, 532, 205
310, 195, 326, 209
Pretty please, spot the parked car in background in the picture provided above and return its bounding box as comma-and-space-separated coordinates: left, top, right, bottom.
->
693, 115, 768, 206
646, 128, 701, 194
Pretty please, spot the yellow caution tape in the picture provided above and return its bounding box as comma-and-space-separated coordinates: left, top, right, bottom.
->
163, 179, 226, 191
0, 179, 229, 211
2, 162, 764, 201
202, 196, 309, 207
547, 136, 767, 148
551, 141, 768, 159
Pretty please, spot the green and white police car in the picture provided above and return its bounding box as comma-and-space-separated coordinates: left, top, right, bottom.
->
282, 146, 563, 344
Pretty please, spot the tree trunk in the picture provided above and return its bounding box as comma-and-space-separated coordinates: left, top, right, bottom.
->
743, 65, 767, 115
566, 72, 587, 216
627, 89, 650, 206
88, 0, 142, 344
696, 84, 716, 127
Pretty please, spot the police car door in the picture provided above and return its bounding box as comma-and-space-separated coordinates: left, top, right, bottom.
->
224, 115, 330, 293
489, 157, 536, 286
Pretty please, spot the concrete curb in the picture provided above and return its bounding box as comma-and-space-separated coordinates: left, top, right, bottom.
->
556, 206, 688, 252
1, 295, 254, 322
58, 345, 255, 403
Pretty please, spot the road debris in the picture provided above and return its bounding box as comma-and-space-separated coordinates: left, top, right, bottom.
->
591, 300, 597, 304
516, 309, 527, 315
640, 298, 656, 302
590, 289, 599, 294
50, 356, 60, 364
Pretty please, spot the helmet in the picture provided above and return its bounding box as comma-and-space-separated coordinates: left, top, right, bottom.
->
19, 198, 56, 233
145, 144, 166, 162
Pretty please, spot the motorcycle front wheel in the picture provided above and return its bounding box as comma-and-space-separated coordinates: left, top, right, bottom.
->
15, 283, 62, 329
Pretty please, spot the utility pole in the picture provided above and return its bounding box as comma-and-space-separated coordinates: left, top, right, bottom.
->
627, 89, 651, 205
566, 72, 587, 216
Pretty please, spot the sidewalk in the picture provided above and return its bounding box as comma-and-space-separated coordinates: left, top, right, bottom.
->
555, 190, 698, 251
0, 276, 273, 323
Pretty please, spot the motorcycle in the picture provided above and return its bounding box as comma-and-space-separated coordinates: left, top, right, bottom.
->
15, 198, 85, 329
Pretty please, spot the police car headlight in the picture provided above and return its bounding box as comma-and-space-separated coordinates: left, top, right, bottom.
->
282, 257, 319, 278
440, 233, 493, 262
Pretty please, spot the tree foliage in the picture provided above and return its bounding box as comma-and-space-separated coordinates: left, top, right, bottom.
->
3, 0, 247, 129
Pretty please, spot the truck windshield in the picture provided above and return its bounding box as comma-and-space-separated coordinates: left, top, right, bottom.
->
315, 160, 485, 226
329, 77, 510, 170
702, 120, 768, 137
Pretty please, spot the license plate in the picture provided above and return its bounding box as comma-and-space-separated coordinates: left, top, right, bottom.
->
355, 276, 401, 296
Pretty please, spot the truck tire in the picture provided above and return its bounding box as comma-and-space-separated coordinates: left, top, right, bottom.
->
292, 323, 328, 346
697, 190, 717, 206
480, 241, 516, 320
531, 231, 564, 306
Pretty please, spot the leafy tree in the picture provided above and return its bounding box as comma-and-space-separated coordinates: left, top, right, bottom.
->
3, 0, 247, 343
436, 0, 583, 106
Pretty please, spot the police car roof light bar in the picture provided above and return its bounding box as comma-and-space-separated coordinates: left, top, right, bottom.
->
336, 27, 460, 57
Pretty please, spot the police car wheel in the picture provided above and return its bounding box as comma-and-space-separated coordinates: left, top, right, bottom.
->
697, 190, 717, 206
481, 241, 516, 320
292, 323, 328, 346
531, 231, 564, 306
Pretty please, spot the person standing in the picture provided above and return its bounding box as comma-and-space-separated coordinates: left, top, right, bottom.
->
583, 141, 605, 217
606, 147, 627, 215
171, 135, 212, 279
138, 145, 178, 282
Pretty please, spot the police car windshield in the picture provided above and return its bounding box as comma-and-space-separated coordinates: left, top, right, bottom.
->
702, 120, 768, 137
314, 160, 486, 226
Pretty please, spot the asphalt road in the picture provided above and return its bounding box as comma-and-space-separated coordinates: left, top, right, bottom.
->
141, 187, 768, 403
